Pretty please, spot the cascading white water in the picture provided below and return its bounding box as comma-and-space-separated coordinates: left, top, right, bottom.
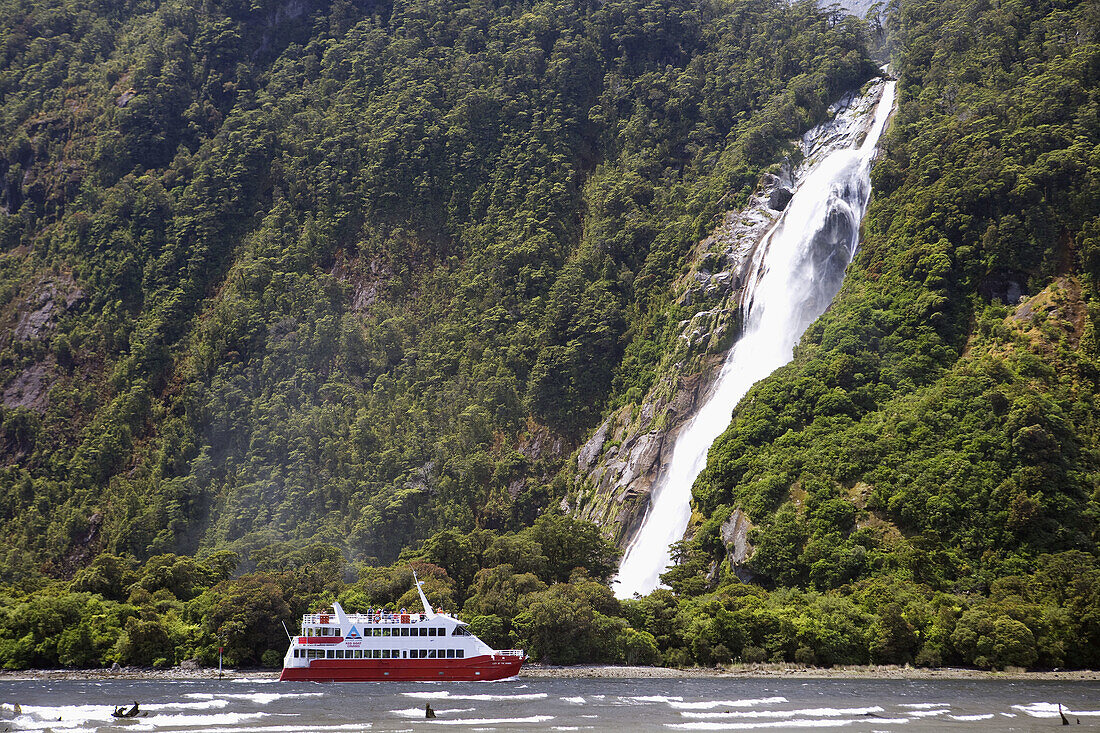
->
613, 80, 896, 599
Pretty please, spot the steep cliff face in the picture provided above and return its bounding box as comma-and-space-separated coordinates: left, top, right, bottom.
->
568, 80, 893, 550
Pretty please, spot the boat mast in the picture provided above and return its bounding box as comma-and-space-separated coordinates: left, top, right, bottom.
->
412, 570, 436, 619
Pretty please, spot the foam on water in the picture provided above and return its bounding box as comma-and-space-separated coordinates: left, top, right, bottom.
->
666, 718, 910, 730
1012, 702, 1100, 717
128, 711, 270, 730
401, 691, 548, 702
9, 703, 124, 729
950, 714, 995, 721
561, 696, 586, 704
897, 703, 949, 709
391, 707, 476, 718
182, 721, 367, 726
185, 691, 325, 704
670, 698, 788, 710
423, 715, 556, 725
680, 706, 884, 719
143, 699, 231, 710
903, 709, 949, 718
625, 695, 685, 704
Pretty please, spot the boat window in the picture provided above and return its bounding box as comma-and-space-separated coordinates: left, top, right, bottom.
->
457, 649, 464, 658
327, 650, 335, 658
446, 649, 454, 658
452, 626, 470, 636
336, 650, 344, 659
400, 628, 409, 637
383, 628, 391, 636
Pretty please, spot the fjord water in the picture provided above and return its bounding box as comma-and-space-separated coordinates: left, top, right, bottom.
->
614, 81, 897, 599
3, 676, 1098, 731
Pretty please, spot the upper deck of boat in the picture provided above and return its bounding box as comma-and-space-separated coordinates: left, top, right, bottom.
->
302, 611, 450, 627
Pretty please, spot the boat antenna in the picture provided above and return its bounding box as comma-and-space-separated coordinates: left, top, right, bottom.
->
411, 570, 436, 619
281, 620, 293, 640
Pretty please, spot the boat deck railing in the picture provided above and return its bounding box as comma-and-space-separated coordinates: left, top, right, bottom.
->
497, 649, 524, 657
301, 612, 430, 625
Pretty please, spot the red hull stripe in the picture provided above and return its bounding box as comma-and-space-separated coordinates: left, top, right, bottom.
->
279, 655, 523, 682
298, 637, 344, 644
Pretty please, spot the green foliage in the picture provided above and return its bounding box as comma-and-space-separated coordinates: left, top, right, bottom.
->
690, 0, 1100, 607
0, 0, 873, 571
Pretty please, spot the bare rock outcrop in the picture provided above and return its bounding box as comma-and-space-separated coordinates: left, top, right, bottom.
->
721, 509, 756, 582
11, 276, 83, 342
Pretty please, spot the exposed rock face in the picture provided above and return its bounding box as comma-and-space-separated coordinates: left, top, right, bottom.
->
567, 81, 892, 549
2, 362, 53, 412
721, 509, 756, 582
12, 277, 83, 341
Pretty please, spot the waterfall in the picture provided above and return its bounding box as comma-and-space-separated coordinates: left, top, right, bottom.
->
613, 80, 897, 599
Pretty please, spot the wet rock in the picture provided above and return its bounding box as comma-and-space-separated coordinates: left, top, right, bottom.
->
768, 186, 794, 211
577, 419, 610, 470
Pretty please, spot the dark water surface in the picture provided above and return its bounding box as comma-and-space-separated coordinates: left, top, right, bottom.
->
1, 676, 1097, 731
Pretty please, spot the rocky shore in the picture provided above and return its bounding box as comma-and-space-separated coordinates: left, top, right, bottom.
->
520, 663, 1100, 681
3, 663, 1097, 682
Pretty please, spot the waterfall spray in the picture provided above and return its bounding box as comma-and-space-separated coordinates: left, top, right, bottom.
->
613, 80, 897, 599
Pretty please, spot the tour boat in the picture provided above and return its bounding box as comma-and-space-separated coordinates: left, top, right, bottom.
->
279, 574, 525, 682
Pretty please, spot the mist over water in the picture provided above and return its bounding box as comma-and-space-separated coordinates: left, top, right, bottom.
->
613, 81, 897, 599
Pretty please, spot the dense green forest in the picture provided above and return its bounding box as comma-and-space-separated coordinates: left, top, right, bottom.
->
1, 0, 1098, 671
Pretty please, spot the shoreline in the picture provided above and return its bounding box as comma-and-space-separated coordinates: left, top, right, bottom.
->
1, 664, 1098, 682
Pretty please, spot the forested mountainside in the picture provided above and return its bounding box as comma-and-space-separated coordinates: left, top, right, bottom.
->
0, 0, 1097, 672
0, 0, 872, 568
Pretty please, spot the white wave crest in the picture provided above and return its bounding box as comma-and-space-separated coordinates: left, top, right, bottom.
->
626, 695, 685, 704
670, 698, 788, 710
391, 707, 476, 718
666, 718, 911, 730
400, 692, 548, 702
127, 711, 269, 730
681, 706, 884, 720
143, 699, 230, 711
424, 715, 556, 725
185, 692, 326, 704
903, 709, 950, 718
950, 714, 994, 721
1013, 702, 1100, 718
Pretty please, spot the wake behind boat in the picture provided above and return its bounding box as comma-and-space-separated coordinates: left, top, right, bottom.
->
279, 574, 525, 682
